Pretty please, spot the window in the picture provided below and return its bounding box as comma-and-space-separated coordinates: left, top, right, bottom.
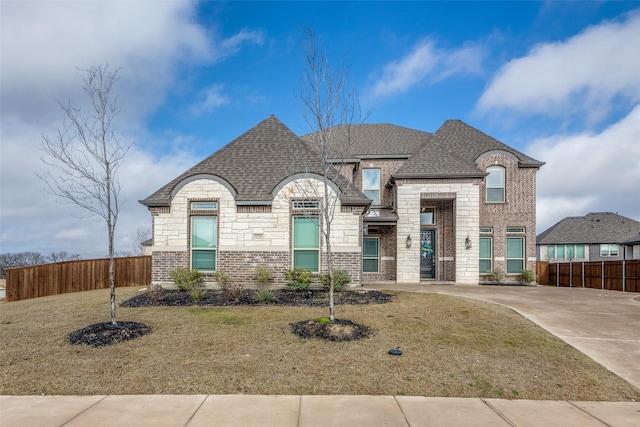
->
547, 244, 585, 260
480, 227, 493, 233
363, 237, 379, 273
363, 169, 380, 205
293, 217, 319, 271
420, 207, 435, 225
486, 166, 505, 203
506, 237, 524, 274
191, 201, 218, 210
506, 227, 525, 233
191, 216, 217, 270
600, 244, 619, 257
293, 201, 319, 210
479, 237, 492, 273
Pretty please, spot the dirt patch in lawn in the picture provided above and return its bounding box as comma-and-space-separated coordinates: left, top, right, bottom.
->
291, 318, 372, 341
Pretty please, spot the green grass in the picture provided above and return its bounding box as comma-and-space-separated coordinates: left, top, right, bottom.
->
0, 287, 638, 400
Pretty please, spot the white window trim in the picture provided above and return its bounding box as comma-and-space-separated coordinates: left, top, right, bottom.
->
479, 236, 492, 273
506, 236, 524, 274
600, 244, 619, 257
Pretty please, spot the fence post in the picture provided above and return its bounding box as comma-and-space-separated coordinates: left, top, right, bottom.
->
601, 261, 605, 290
622, 260, 626, 292
582, 261, 585, 288
569, 261, 572, 287
556, 263, 559, 287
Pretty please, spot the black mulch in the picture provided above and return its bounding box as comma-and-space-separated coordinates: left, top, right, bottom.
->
121, 289, 395, 308
290, 318, 373, 342
69, 321, 152, 348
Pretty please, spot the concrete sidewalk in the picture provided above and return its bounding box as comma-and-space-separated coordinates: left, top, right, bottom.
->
2, 395, 640, 427
365, 284, 640, 390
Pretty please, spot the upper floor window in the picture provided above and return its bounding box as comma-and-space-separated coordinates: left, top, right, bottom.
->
420, 207, 435, 225
486, 166, 505, 203
600, 244, 619, 257
191, 201, 218, 210
363, 169, 380, 205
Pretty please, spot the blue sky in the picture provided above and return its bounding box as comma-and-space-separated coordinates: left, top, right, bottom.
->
2, 1, 639, 258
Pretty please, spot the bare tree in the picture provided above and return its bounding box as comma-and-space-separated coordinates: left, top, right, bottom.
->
46, 251, 81, 263
39, 64, 131, 325
133, 228, 151, 255
295, 29, 365, 321
0, 252, 46, 278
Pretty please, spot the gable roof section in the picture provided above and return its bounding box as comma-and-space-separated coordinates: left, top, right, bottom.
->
300, 123, 430, 158
394, 120, 544, 179
536, 212, 640, 245
140, 115, 369, 207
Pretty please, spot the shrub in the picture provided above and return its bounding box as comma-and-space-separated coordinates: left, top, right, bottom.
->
253, 266, 273, 286
519, 269, 535, 284
188, 285, 207, 302
214, 270, 244, 302
284, 267, 312, 291
314, 316, 331, 325
146, 284, 164, 302
169, 267, 204, 292
321, 269, 351, 292
487, 268, 505, 284
253, 288, 277, 303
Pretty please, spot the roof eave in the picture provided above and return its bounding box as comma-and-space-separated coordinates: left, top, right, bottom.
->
393, 172, 486, 180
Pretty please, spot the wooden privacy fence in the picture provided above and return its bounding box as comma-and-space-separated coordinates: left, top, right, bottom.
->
5, 256, 151, 302
537, 260, 640, 293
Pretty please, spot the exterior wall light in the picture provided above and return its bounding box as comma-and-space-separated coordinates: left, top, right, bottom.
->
465, 236, 472, 250
406, 235, 412, 248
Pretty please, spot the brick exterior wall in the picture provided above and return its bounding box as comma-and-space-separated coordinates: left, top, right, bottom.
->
152, 250, 188, 283
363, 225, 396, 282
477, 152, 538, 279
355, 159, 407, 207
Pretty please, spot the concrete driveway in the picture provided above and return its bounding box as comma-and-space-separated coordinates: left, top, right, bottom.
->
365, 284, 640, 390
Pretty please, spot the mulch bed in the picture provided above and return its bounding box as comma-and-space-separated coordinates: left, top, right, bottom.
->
69, 289, 393, 346
69, 321, 152, 348
290, 318, 372, 341
121, 289, 395, 308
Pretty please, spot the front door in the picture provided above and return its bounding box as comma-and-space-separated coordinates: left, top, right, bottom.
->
420, 229, 436, 279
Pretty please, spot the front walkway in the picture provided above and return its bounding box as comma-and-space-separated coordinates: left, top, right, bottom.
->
365, 284, 640, 390
2, 395, 639, 427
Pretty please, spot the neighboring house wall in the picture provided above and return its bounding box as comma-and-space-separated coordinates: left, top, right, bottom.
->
395, 179, 480, 284
150, 177, 363, 286
478, 152, 538, 277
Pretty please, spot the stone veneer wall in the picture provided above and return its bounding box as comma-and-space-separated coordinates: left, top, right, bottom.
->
477, 152, 539, 278
395, 179, 481, 284
150, 177, 364, 287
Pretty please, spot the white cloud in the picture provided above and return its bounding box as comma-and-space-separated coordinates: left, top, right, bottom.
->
529, 104, 640, 233
190, 84, 230, 114
478, 10, 640, 122
0, 1, 260, 258
369, 38, 484, 98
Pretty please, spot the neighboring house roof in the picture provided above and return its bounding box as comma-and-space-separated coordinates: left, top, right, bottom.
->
140, 115, 369, 207
536, 212, 640, 245
395, 120, 544, 179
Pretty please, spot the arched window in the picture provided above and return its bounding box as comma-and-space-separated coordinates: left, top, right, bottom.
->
486, 166, 505, 203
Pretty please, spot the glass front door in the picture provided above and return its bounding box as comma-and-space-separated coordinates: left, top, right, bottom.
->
420, 229, 436, 279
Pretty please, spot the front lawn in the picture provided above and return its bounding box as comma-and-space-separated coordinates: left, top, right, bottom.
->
0, 287, 638, 400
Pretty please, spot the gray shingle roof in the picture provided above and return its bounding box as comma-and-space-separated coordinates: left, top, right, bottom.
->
140, 115, 370, 207
300, 123, 429, 158
536, 212, 640, 245
395, 120, 544, 179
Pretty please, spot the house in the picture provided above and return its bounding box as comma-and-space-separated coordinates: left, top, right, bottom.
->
140, 115, 543, 286
536, 212, 640, 262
